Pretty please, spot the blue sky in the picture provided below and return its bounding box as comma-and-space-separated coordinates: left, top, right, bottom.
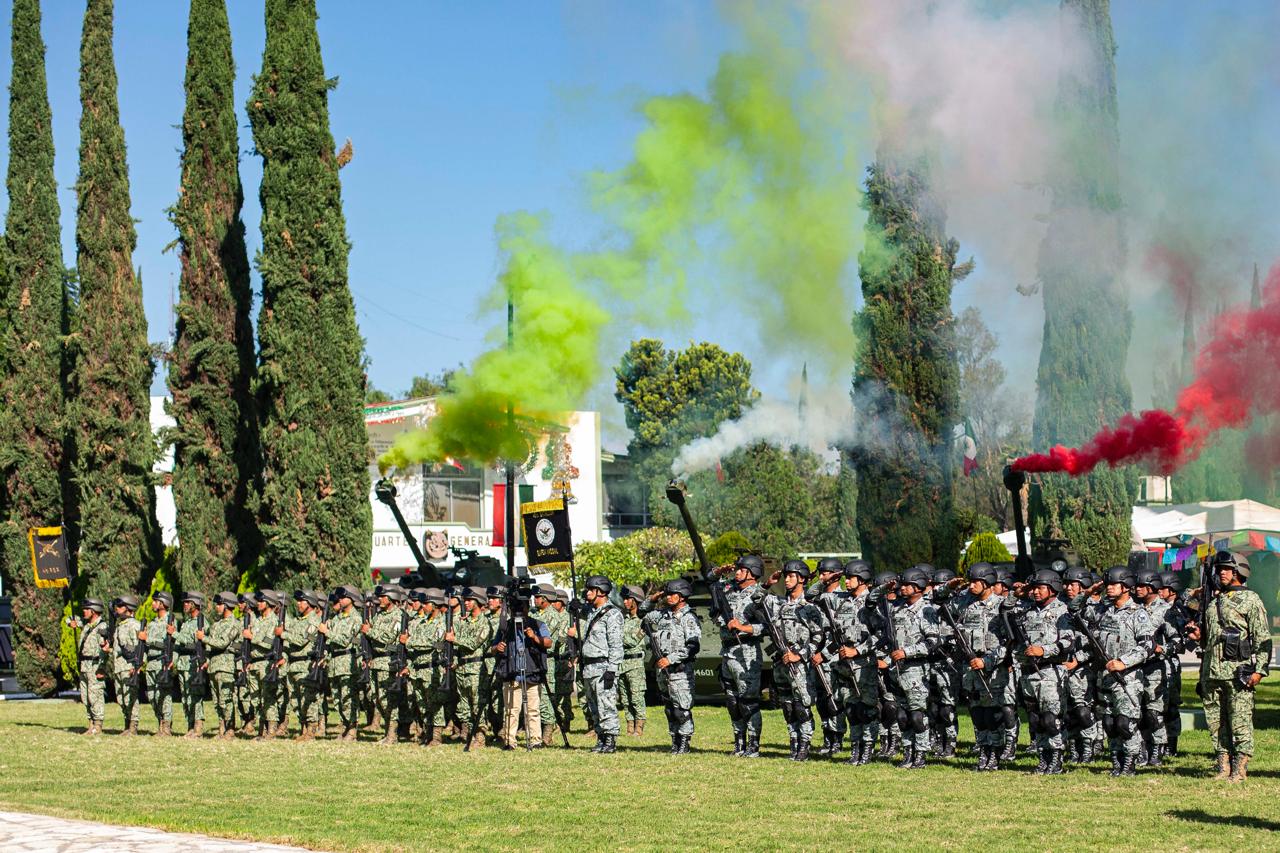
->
0, 1, 1276, 444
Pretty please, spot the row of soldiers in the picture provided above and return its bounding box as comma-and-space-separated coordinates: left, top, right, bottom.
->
698, 550, 1268, 779
71, 583, 584, 748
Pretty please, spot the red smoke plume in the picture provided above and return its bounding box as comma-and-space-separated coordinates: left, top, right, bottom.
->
1013, 262, 1280, 477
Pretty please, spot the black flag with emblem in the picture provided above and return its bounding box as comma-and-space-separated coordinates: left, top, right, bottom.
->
29, 527, 71, 589
520, 499, 573, 571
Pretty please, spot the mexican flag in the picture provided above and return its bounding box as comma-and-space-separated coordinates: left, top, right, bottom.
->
953, 420, 978, 477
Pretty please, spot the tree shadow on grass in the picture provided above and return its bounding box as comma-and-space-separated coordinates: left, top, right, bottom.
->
1165, 810, 1280, 832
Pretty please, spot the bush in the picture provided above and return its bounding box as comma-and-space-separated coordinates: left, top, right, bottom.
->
553, 527, 695, 592
960, 532, 1012, 573
705, 531, 752, 568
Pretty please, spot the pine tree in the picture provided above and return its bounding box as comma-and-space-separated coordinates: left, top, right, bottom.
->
1030, 0, 1135, 568
167, 0, 259, 593
0, 0, 70, 694
248, 0, 371, 590
69, 0, 162, 600
852, 159, 965, 571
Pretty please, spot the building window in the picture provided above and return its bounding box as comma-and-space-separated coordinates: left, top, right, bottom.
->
422, 462, 482, 528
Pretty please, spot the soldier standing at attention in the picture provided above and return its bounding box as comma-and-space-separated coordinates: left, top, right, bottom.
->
618, 585, 649, 737
407, 589, 448, 746
198, 592, 241, 739
549, 589, 578, 741
580, 575, 623, 754
718, 555, 766, 758
235, 593, 258, 735
318, 586, 363, 741
886, 567, 940, 769
110, 594, 144, 736
72, 598, 110, 735
284, 590, 323, 740
1094, 567, 1154, 776
174, 592, 207, 738
643, 579, 701, 754
831, 561, 880, 765
246, 590, 284, 740
1008, 570, 1075, 774
812, 557, 849, 757
450, 587, 492, 748
534, 586, 568, 745
367, 585, 406, 745
142, 591, 177, 737
1187, 551, 1271, 782
758, 560, 825, 761
1133, 570, 1178, 766
1157, 570, 1190, 756
481, 587, 506, 743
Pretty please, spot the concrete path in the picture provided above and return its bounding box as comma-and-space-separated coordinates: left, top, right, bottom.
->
0, 811, 322, 852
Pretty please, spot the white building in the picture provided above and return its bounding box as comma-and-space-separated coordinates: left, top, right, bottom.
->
365, 398, 607, 577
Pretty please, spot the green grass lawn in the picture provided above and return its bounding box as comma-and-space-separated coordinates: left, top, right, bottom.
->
1, 682, 1278, 852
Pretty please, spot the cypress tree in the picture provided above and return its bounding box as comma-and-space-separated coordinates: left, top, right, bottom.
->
248, 0, 371, 590
852, 158, 964, 571
1030, 0, 1134, 568
0, 0, 70, 694
69, 0, 162, 600
167, 0, 259, 593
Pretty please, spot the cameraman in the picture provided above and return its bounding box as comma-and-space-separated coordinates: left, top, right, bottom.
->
492, 590, 552, 750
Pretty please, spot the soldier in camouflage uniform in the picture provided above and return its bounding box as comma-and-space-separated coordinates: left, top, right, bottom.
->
235, 593, 258, 733
450, 587, 493, 747
990, 567, 1022, 761
925, 567, 962, 757
481, 587, 505, 742
714, 554, 766, 757
1060, 568, 1103, 764
1187, 551, 1271, 782
642, 579, 701, 754
174, 592, 207, 737
1004, 569, 1075, 774
407, 589, 449, 746
198, 592, 241, 739
941, 564, 1008, 771
618, 586, 648, 736
110, 594, 144, 735
870, 571, 903, 758
549, 589, 578, 741
1093, 566, 1155, 776
1134, 570, 1180, 766
830, 561, 880, 765
811, 558, 849, 757
142, 591, 178, 736
73, 598, 110, 735
534, 587, 568, 745
580, 575, 623, 754
319, 585, 363, 740
1157, 570, 1190, 755
283, 590, 323, 740
246, 589, 286, 739
755, 560, 825, 761
366, 585, 407, 744
882, 566, 940, 769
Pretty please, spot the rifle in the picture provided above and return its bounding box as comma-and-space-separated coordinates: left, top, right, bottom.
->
388, 608, 410, 698
665, 480, 730, 624
307, 600, 331, 691
191, 613, 208, 696
265, 599, 285, 685
466, 593, 508, 752
235, 607, 252, 689
932, 594, 993, 699
756, 595, 837, 715
999, 597, 1042, 673
357, 597, 374, 688
441, 590, 455, 696
1066, 602, 1126, 688
129, 620, 149, 703
814, 595, 860, 700
157, 610, 178, 697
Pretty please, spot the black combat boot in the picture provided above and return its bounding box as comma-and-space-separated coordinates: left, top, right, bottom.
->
743, 734, 761, 759
1109, 751, 1124, 777
845, 740, 861, 765
670, 734, 682, 755
1148, 744, 1164, 767
1079, 736, 1095, 764
788, 734, 799, 760
1000, 736, 1017, 763
1064, 739, 1079, 764
976, 746, 992, 771
941, 731, 956, 758
794, 737, 810, 762
1046, 749, 1065, 775
1119, 752, 1137, 776
1167, 735, 1179, 757
815, 731, 831, 758
1034, 747, 1049, 774
911, 745, 927, 769
988, 746, 1002, 771
598, 734, 617, 754
732, 731, 745, 757
858, 739, 873, 765
896, 744, 915, 769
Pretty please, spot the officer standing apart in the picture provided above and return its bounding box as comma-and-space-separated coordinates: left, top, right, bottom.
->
1187, 551, 1271, 782
579, 575, 623, 754
72, 598, 110, 735
644, 578, 701, 754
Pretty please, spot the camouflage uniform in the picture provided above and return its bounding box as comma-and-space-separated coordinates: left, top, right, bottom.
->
830, 587, 881, 761
1008, 597, 1075, 759
202, 608, 241, 734
949, 594, 1007, 756
644, 601, 701, 749
619, 611, 648, 730
407, 608, 448, 741
537, 601, 570, 738
1139, 594, 1181, 759
719, 579, 766, 747
324, 604, 363, 737
454, 606, 493, 742
76, 613, 110, 730
1096, 597, 1154, 769
580, 601, 624, 740
757, 593, 825, 756
143, 612, 177, 730
1200, 587, 1271, 760
481, 606, 504, 739
367, 601, 404, 740
283, 603, 322, 734
111, 610, 144, 731
248, 604, 285, 733
173, 614, 205, 732
813, 588, 848, 754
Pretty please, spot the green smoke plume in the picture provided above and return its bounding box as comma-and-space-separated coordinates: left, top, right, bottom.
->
381, 6, 862, 472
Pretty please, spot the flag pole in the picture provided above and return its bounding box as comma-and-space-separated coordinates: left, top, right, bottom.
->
505, 296, 517, 576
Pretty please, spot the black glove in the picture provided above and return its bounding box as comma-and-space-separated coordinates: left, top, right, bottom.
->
602, 670, 616, 690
